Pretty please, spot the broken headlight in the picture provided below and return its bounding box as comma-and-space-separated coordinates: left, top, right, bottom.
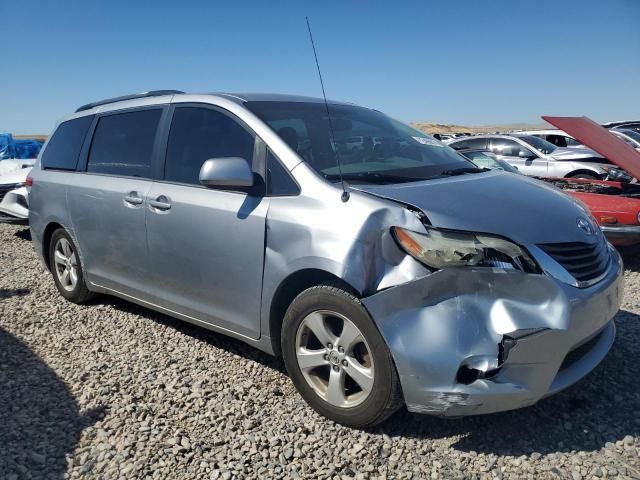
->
392, 226, 539, 272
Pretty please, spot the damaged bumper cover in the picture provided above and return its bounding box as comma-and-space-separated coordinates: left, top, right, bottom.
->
362, 246, 623, 416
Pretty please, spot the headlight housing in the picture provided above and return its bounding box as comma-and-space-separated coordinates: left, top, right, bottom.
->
392, 226, 539, 272
603, 166, 632, 183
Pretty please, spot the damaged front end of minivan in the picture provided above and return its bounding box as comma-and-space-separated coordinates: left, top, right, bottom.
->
361, 246, 622, 416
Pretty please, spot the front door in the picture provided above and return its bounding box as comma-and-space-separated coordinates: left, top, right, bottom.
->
145, 105, 268, 339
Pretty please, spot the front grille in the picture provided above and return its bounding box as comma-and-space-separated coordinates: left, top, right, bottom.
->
538, 240, 609, 286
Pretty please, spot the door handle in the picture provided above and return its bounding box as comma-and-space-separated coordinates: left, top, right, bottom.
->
124, 191, 143, 206
149, 195, 171, 211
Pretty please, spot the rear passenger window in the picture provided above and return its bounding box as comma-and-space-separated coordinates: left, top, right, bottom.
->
87, 109, 162, 177
41, 115, 94, 170
164, 107, 255, 185
545, 135, 567, 147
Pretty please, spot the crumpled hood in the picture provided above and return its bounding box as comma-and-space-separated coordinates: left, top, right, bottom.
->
353, 170, 598, 245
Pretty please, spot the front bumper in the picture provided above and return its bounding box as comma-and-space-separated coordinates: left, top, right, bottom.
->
362, 246, 623, 416
600, 224, 640, 246
0, 186, 29, 223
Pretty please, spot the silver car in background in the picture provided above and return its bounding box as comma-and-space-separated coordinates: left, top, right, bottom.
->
29, 91, 622, 427
611, 128, 640, 151
449, 134, 630, 181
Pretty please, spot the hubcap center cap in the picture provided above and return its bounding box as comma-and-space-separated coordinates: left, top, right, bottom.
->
328, 351, 341, 365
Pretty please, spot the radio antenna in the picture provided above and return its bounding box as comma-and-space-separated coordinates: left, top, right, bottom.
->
305, 16, 349, 202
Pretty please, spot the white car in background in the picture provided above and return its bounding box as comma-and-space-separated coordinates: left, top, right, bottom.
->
0, 163, 33, 222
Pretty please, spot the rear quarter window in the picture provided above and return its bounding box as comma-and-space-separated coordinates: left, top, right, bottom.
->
41, 115, 94, 170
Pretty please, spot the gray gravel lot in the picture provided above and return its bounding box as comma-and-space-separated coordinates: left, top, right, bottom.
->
1, 222, 639, 479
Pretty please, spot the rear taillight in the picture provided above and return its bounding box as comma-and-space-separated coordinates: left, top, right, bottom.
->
25, 175, 33, 187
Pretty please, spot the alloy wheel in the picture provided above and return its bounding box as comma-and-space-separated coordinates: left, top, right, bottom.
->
53, 237, 78, 292
295, 310, 375, 408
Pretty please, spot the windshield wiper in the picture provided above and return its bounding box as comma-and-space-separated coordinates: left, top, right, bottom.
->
323, 172, 426, 184
438, 167, 489, 177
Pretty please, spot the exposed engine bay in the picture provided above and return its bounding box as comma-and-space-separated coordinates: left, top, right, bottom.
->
542, 178, 640, 198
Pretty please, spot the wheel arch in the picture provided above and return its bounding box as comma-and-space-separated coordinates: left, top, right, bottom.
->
268, 269, 359, 356
565, 169, 602, 179
42, 221, 65, 272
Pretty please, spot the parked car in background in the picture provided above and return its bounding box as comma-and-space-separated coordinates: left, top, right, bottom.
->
432, 132, 470, 143
0, 167, 31, 222
603, 120, 640, 133
611, 129, 640, 151
29, 91, 622, 427
458, 148, 520, 173
0, 133, 42, 222
449, 134, 631, 182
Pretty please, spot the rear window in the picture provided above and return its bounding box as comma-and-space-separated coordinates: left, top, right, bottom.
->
87, 109, 162, 177
41, 116, 94, 170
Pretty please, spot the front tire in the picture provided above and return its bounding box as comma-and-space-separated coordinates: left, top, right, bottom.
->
281, 283, 402, 428
48, 228, 94, 303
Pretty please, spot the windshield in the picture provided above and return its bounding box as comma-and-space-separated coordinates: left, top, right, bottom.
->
619, 129, 640, 145
246, 101, 475, 184
518, 135, 557, 155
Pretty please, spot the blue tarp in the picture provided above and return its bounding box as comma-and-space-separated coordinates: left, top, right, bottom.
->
0, 133, 43, 160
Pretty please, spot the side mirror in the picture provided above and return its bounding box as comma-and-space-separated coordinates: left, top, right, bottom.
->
519, 150, 536, 159
199, 157, 254, 188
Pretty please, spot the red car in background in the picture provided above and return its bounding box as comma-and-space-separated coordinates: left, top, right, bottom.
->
541, 117, 640, 246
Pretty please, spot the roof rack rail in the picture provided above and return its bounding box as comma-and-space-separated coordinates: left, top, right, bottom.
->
75, 90, 185, 113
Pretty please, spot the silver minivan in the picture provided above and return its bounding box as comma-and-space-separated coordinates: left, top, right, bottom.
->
29, 91, 623, 427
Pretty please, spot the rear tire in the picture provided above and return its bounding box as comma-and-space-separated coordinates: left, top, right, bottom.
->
48, 228, 94, 303
281, 282, 403, 428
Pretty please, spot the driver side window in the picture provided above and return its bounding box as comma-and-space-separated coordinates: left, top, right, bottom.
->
164, 106, 255, 185
490, 139, 534, 158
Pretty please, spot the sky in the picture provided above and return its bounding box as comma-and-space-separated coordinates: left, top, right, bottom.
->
1, 0, 638, 134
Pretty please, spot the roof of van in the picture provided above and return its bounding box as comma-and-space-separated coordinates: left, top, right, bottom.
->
215, 92, 352, 105
73, 91, 353, 115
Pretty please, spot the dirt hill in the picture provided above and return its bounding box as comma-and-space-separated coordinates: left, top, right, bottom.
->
411, 122, 549, 135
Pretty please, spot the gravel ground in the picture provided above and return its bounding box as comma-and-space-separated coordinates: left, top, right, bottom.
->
1, 222, 639, 480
